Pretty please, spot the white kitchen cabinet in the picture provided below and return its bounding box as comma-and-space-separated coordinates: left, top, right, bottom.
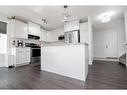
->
40, 29, 47, 41
64, 20, 80, 32
42, 46, 58, 73
28, 22, 47, 41
13, 47, 30, 67
28, 22, 41, 36
80, 22, 88, 43
41, 44, 88, 81
12, 20, 28, 39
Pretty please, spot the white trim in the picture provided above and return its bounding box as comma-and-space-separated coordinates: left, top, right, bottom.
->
94, 57, 118, 61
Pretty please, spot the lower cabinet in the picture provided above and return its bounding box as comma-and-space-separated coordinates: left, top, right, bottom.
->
41, 44, 88, 81
13, 47, 30, 67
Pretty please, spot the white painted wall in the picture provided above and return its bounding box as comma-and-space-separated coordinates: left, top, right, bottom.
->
47, 27, 64, 42
93, 18, 126, 58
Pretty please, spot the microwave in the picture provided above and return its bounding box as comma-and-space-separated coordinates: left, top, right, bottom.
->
58, 35, 64, 41
28, 34, 40, 40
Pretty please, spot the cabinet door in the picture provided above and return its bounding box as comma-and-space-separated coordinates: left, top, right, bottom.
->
21, 48, 30, 63
80, 22, 88, 43
28, 22, 41, 36
16, 48, 30, 65
16, 49, 23, 64
104, 29, 117, 57
13, 20, 28, 39
41, 47, 58, 73
64, 20, 79, 32
25, 49, 30, 63
40, 29, 47, 41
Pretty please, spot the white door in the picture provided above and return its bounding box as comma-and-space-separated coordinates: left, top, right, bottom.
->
124, 15, 127, 66
104, 29, 117, 58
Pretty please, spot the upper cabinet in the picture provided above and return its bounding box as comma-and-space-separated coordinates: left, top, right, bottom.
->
80, 22, 89, 43
40, 29, 47, 41
28, 22, 47, 41
28, 22, 41, 36
12, 20, 28, 39
64, 20, 80, 32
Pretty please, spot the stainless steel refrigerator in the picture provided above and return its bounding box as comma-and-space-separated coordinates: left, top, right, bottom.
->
64, 30, 80, 44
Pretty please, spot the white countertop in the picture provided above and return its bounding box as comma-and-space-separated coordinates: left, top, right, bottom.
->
42, 42, 88, 47
13, 47, 31, 48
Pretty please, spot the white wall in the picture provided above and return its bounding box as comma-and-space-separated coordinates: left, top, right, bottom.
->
93, 18, 126, 58
47, 27, 64, 42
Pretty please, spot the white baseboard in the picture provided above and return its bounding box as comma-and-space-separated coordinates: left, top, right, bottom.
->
15, 62, 30, 67
94, 57, 118, 61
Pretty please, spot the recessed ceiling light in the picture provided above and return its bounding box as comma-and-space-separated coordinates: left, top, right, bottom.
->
98, 11, 115, 23
101, 17, 111, 23
98, 11, 115, 20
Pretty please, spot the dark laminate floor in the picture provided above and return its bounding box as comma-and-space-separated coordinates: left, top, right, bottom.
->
0, 60, 127, 89
85, 60, 127, 89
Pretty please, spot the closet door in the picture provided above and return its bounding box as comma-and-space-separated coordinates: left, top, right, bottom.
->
104, 29, 117, 58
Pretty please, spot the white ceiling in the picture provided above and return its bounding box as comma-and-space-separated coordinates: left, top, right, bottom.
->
0, 6, 126, 31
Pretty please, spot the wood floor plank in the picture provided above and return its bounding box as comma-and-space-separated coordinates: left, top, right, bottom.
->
0, 60, 127, 89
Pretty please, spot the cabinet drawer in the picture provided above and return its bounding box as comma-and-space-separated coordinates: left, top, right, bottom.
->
15, 48, 30, 65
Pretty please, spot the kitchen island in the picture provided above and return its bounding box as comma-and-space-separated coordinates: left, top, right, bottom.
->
41, 43, 89, 82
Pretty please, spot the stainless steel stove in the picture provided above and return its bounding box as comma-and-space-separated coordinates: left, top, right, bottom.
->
25, 43, 41, 64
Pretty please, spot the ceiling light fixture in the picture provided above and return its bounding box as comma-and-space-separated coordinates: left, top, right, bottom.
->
63, 5, 71, 22
98, 11, 115, 23
42, 18, 47, 24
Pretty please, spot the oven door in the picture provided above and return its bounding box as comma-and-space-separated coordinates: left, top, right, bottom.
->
31, 48, 41, 64
31, 48, 41, 57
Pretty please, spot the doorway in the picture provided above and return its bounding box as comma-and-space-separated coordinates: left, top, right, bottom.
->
93, 18, 126, 62
93, 19, 125, 61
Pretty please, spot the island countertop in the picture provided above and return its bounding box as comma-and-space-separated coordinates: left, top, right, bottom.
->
42, 42, 88, 47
